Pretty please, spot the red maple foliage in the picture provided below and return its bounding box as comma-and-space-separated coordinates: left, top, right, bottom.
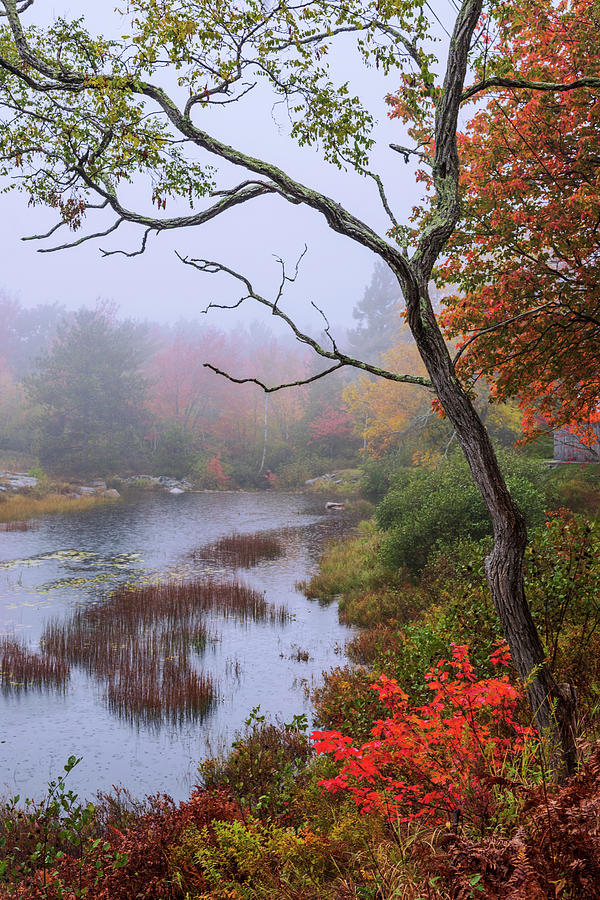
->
313, 644, 535, 827
437, 0, 600, 443
205, 453, 230, 487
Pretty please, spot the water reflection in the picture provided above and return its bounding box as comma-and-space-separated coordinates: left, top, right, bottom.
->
0, 493, 353, 801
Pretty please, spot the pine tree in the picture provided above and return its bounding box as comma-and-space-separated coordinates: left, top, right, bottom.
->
347, 262, 402, 363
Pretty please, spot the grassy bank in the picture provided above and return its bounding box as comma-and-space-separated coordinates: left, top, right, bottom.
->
0, 491, 118, 523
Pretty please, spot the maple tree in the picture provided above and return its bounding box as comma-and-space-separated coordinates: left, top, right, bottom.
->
313, 643, 534, 826
145, 325, 314, 479
1, 0, 598, 766
439, 0, 600, 443
344, 328, 430, 457
308, 403, 355, 456
148, 329, 228, 439
204, 453, 230, 489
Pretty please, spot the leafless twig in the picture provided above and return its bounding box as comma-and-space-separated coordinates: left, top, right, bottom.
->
176, 251, 431, 390
101, 227, 154, 258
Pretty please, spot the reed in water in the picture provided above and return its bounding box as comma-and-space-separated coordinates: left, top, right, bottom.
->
0, 637, 69, 691
192, 532, 284, 568
42, 578, 288, 726
0, 520, 33, 531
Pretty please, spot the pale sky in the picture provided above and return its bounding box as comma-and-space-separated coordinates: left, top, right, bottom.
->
0, 2, 443, 337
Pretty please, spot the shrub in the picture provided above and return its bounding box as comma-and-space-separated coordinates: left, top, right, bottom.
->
338, 585, 418, 628
170, 811, 386, 900
312, 666, 388, 743
524, 510, 600, 715
313, 645, 536, 831
359, 459, 392, 501
432, 744, 600, 899
0, 756, 128, 899
375, 450, 547, 574
199, 710, 313, 822
545, 461, 600, 515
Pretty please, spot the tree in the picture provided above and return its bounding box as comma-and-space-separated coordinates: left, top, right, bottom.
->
308, 403, 357, 459
148, 329, 228, 438
438, 0, 600, 445
347, 261, 403, 363
0, 292, 66, 376
1, 0, 597, 767
26, 307, 151, 475
344, 327, 430, 457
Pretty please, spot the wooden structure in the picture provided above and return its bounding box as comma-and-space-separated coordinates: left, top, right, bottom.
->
554, 425, 600, 462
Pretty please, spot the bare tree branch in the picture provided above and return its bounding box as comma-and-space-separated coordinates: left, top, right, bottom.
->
185, 82, 257, 116
389, 142, 431, 165
36, 217, 124, 253
101, 226, 154, 258
452, 303, 555, 367
272, 244, 307, 312
21, 199, 110, 243
0, 0, 33, 16
178, 252, 432, 388
368, 170, 400, 231
204, 361, 346, 393
462, 74, 600, 103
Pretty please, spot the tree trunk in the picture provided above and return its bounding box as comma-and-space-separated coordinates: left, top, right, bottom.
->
401, 276, 577, 775
258, 393, 269, 475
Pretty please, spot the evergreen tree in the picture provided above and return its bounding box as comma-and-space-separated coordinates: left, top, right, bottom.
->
347, 262, 402, 363
25, 308, 151, 475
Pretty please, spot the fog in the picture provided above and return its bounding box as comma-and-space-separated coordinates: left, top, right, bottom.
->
0, 1, 438, 336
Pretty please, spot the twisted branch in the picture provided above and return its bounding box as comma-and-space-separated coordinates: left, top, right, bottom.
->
177, 252, 432, 390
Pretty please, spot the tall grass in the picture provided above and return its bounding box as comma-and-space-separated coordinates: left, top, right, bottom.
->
300, 520, 393, 601
42, 579, 288, 726
0, 637, 69, 691
0, 492, 116, 523
192, 531, 284, 568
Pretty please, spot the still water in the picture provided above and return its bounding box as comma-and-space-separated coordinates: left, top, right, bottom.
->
0, 492, 353, 802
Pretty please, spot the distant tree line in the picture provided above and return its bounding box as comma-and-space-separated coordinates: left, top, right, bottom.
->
0, 263, 525, 485
0, 294, 365, 484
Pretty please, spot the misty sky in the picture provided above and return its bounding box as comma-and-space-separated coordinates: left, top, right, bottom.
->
0, 3, 452, 339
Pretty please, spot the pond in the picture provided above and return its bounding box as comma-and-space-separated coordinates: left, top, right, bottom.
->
0, 492, 353, 803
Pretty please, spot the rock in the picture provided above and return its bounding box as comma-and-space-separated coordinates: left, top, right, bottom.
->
103, 489, 120, 499
169, 486, 185, 495
325, 501, 345, 510
2, 473, 38, 490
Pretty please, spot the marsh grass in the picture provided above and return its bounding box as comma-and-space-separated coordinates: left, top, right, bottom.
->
0, 520, 33, 531
0, 637, 69, 691
299, 520, 396, 602
0, 492, 116, 523
42, 579, 288, 726
193, 531, 284, 568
